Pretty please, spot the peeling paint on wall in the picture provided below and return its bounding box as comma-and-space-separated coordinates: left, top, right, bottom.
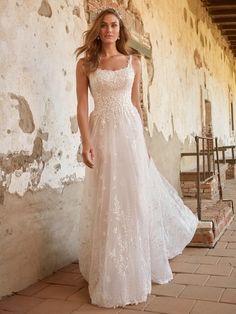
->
190, 16, 193, 29
0, 135, 47, 202
54, 163, 61, 172
183, 8, 187, 23
9, 93, 35, 134
70, 116, 78, 134
72, 6, 80, 18
37, 128, 49, 142
200, 32, 204, 48
38, 0, 52, 18
194, 48, 203, 68
195, 19, 199, 35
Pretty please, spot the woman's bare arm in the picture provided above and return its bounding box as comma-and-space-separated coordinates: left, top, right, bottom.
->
76, 59, 94, 168
131, 55, 144, 125
76, 59, 90, 144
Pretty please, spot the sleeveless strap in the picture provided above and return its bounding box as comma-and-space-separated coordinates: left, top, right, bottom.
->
128, 54, 134, 72
128, 54, 132, 66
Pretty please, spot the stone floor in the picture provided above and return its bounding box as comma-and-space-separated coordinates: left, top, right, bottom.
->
0, 179, 236, 314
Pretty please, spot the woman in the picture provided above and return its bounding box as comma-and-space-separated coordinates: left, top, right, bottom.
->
75, 7, 198, 308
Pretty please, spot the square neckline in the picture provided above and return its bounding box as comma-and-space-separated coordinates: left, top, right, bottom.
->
97, 55, 131, 72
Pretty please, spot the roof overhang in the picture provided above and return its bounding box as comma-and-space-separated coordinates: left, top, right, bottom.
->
201, 0, 236, 57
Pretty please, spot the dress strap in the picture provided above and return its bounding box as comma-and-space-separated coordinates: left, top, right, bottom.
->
128, 54, 134, 72
128, 54, 132, 66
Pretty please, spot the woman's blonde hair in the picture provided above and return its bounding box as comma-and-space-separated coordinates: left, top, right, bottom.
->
74, 8, 130, 74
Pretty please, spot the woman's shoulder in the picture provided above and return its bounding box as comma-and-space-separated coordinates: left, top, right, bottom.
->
76, 58, 87, 76
130, 53, 141, 72
76, 57, 86, 69
130, 53, 141, 61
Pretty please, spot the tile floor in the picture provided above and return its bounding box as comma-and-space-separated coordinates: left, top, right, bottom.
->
0, 179, 236, 314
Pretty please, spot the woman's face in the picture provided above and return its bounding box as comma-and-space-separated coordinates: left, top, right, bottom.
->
99, 14, 120, 44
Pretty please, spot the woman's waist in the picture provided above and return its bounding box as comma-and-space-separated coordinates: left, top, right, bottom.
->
90, 101, 137, 117
92, 98, 133, 112
92, 93, 131, 105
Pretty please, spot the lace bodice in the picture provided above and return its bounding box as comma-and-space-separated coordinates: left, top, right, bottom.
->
88, 56, 135, 116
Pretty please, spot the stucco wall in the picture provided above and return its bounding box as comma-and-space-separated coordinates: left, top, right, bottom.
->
135, 0, 236, 188
0, 0, 87, 298
0, 0, 236, 299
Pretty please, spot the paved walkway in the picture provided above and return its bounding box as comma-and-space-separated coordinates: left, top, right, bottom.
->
0, 179, 236, 314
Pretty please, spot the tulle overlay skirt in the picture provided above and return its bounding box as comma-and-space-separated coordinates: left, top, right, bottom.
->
78, 104, 198, 308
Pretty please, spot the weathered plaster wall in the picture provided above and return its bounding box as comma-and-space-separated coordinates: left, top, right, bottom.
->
0, 0, 87, 196
134, 0, 236, 188
0, 0, 87, 298
0, 0, 236, 299
0, 183, 83, 298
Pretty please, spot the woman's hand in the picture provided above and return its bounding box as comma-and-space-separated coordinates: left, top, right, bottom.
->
82, 142, 95, 168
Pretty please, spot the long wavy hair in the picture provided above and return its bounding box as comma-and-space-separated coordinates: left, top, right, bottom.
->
74, 8, 130, 74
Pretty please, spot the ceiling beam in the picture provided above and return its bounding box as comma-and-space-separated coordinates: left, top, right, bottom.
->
222, 30, 236, 35
213, 16, 236, 24
203, 0, 236, 6
202, 1, 236, 57
209, 9, 236, 17
226, 35, 236, 40
219, 25, 236, 30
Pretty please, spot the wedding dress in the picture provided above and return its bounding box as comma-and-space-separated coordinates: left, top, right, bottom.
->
78, 55, 199, 308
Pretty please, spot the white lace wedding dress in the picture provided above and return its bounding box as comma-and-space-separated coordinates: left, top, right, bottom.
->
78, 55, 199, 308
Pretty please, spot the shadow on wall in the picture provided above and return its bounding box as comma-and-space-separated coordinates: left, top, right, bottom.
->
145, 124, 196, 194
0, 182, 83, 299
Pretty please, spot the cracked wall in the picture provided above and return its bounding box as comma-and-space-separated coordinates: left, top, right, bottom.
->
0, 0, 87, 298
133, 0, 236, 188
134, 0, 236, 143
0, 0, 87, 203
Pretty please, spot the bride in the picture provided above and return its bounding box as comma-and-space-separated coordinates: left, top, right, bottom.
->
75, 7, 198, 308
